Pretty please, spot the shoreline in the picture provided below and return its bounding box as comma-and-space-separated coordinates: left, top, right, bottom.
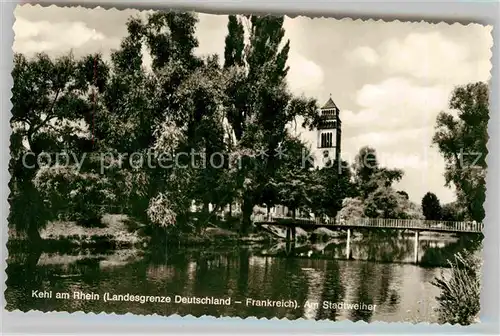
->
7, 214, 473, 256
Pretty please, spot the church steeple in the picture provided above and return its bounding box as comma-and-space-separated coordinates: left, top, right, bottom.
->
316, 95, 342, 169
321, 95, 337, 110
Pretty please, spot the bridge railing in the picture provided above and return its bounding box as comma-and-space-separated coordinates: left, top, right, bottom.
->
252, 214, 483, 233
337, 218, 483, 233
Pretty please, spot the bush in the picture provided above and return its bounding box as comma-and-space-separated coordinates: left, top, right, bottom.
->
338, 197, 364, 221
147, 193, 177, 228
431, 250, 481, 325
33, 166, 113, 224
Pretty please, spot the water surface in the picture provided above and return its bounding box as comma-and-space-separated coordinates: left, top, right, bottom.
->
6, 233, 478, 323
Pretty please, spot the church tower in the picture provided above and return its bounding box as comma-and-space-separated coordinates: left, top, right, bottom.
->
317, 95, 342, 169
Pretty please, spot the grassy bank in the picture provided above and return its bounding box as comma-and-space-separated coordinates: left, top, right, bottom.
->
10, 214, 416, 251
169, 227, 277, 246
8, 214, 146, 252
8, 214, 285, 251
40, 214, 145, 249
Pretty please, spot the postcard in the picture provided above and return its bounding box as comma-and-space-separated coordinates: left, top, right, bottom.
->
6, 4, 491, 325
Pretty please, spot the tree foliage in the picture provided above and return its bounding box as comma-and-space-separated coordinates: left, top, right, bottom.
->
433, 82, 489, 222
224, 16, 245, 68
338, 197, 364, 222
11, 10, 450, 242
349, 146, 421, 219
9, 52, 108, 239
311, 159, 354, 219
440, 202, 466, 222
222, 14, 318, 233
421, 192, 442, 220
33, 165, 116, 225
271, 136, 314, 218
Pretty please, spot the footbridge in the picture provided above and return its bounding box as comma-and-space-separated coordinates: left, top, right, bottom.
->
253, 214, 483, 263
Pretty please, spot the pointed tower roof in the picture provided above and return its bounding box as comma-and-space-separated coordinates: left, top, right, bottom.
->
321, 96, 337, 110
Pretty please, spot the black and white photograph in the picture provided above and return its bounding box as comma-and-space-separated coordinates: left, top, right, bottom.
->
5, 4, 491, 325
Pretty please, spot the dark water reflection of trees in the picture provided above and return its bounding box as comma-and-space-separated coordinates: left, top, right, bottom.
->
6, 233, 481, 323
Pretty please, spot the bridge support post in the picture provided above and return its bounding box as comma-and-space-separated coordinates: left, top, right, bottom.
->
346, 228, 351, 259
414, 230, 420, 264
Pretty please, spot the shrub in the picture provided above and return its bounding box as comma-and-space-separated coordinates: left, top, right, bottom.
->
33, 166, 114, 224
147, 193, 177, 228
338, 197, 364, 222
431, 250, 481, 325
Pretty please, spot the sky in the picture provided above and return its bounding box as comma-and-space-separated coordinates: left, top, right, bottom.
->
12, 5, 493, 204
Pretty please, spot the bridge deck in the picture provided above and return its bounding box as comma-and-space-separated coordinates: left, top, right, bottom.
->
253, 215, 483, 233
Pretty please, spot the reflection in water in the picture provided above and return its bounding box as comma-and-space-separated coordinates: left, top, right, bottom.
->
6, 233, 479, 323
302, 267, 324, 320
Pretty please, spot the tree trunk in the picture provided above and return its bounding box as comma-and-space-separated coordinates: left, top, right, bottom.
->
27, 220, 42, 246
240, 197, 253, 235
203, 202, 210, 215
229, 203, 232, 217
292, 208, 297, 219
26, 221, 43, 269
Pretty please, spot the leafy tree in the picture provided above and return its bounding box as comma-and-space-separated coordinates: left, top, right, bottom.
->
396, 193, 424, 219
441, 202, 466, 222
10, 52, 107, 155
177, 57, 227, 218
9, 52, 107, 242
143, 12, 201, 71
421, 192, 442, 220
433, 82, 489, 222
142, 14, 231, 229
338, 197, 364, 222
345, 146, 424, 219
363, 178, 423, 220
86, 13, 227, 230
340, 192, 423, 221
271, 136, 314, 218
222, 14, 318, 233
224, 15, 245, 68
350, 146, 409, 218
311, 158, 355, 219
352, 146, 379, 198
364, 185, 401, 219
10, 11, 220, 237
397, 190, 409, 200
33, 166, 116, 225
352, 146, 403, 199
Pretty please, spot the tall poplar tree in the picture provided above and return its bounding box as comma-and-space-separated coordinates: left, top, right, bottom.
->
224, 15, 245, 68
223, 15, 317, 233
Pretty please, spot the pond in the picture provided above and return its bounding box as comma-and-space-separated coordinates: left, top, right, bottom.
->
5, 232, 480, 323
